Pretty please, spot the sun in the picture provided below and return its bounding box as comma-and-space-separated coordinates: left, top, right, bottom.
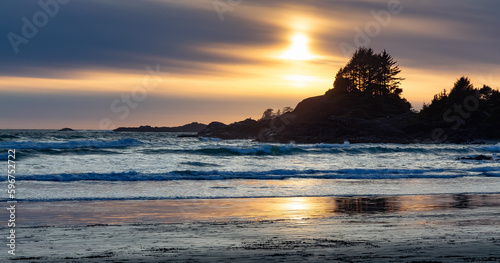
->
279, 33, 316, 61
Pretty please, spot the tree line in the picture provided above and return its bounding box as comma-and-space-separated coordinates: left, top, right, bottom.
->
258, 47, 499, 129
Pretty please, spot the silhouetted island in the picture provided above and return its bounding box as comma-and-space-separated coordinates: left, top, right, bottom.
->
198, 48, 500, 143
114, 122, 207, 133
58, 128, 75, 131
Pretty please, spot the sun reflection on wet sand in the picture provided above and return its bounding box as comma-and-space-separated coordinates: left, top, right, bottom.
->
18, 194, 500, 227
280, 197, 315, 220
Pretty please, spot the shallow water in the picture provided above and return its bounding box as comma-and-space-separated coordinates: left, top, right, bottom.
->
1, 129, 499, 202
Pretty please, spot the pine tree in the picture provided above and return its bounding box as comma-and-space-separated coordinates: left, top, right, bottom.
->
330, 47, 404, 97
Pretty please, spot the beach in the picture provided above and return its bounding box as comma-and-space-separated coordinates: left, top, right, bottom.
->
2, 131, 500, 262
9, 194, 500, 262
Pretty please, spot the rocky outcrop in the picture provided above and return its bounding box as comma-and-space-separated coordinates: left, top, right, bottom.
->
196, 88, 499, 144
198, 119, 266, 139
259, 115, 415, 144
196, 93, 417, 143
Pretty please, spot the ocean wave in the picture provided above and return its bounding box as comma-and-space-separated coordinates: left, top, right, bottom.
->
146, 142, 349, 156
0, 138, 143, 150
146, 145, 306, 156
298, 141, 351, 148
146, 142, 476, 156
12, 166, 500, 182
199, 137, 222, 142
194, 145, 308, 155
193, 143, 351, 155
481, 143, 500, 152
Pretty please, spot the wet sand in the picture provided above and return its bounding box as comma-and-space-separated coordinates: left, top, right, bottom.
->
7, 194, 500, 262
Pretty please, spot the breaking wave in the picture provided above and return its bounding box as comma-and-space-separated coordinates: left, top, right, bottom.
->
481, 143, 500, 153
13, 166, 500, 182
145, 142, 486, 156
0, 138, 143, 151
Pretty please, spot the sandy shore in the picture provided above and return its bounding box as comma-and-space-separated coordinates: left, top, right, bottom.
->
6, 194, 500, 262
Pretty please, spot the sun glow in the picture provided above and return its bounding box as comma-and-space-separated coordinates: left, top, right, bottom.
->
280, 33, 316, 60
286, 74, 318, 87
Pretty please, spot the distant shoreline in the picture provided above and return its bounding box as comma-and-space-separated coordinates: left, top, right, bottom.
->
113, 122, 207, 133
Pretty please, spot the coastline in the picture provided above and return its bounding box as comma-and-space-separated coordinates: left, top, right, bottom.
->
9, 194, 500, 262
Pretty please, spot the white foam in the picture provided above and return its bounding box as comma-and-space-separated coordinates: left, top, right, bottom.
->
0, 138, 143, 150
199, 137, 222, 142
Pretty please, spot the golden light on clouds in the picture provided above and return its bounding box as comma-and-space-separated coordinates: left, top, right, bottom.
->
279, 33, 317, 61
286, 74, 322, 87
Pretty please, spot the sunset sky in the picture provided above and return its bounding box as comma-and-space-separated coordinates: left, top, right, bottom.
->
1, 0, 499, 129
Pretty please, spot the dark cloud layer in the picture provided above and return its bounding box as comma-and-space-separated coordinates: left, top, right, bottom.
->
1, 0, 499, 77
0, 0, 280, 77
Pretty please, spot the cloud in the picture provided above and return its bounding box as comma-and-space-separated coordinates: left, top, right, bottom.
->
1, 0, 500, 128
1, 0, 499, 77
0, 0, 282, 78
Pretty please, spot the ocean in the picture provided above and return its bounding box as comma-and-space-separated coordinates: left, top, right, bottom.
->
2, 129, 500, 203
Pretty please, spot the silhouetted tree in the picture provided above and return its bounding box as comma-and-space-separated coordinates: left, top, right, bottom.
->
416, 76, 500, 138
329, 47, 404, 97
478, 85, 500, 108
480, 85, 494, 100
260, 108, 275, 120
260, 107, 294, 120
379, 50, 403, 95
448, 76, 475, 101
282, 106, 294, 114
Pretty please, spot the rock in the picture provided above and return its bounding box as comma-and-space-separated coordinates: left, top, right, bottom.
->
259, 115, 413, 144
458, 155, 493, 161
198, 119, 262, 139
59, 128, 74, 131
